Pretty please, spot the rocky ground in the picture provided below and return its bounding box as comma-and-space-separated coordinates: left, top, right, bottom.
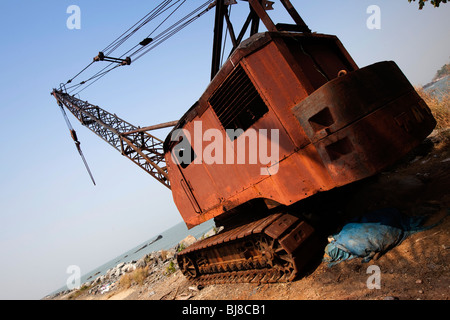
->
45, 130, 450, 301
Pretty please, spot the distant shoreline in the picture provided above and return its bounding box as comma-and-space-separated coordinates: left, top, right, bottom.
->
423, 75, 449, 90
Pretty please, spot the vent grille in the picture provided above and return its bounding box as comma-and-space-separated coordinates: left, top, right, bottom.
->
209, 66, 268, 140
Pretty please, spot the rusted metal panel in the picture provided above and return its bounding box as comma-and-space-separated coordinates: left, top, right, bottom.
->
261, 145, 332, 202
242, 41, 311, 149
314, 93, 436, 182
264, 214, 299, 239
249, 212, 283, 235
293, 61, 436, 184
292, 61, 413, 143
167, 32, 435, 230
279, 221, 315, 254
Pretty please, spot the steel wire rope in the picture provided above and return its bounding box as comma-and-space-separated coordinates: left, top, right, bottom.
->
67, 62, 116, 93
66, 0, 186, 93
64, 0, 175, 88
131, 0, 214, 62
66, 0, 214, 94
104, 0, 187, 66
102, 0, 174, 55
66, 61, 95, 85
72, 64, 122, 95
220, 4, 232, 67
104, 0, 183, 56
131, 0, 212, 59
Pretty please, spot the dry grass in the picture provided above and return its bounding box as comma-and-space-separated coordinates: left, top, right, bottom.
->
160, 250, 168, 261
417, 87, 450, 131
119, 266, 150, 289
416, 87, 450, 150
67, 284, 90, 300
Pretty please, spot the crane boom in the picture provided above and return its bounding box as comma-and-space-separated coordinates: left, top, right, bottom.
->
52, 89, 172, 189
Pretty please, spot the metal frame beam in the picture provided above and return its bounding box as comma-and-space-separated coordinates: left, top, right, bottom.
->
210, 0, 311, 79
52, 90, 171, 189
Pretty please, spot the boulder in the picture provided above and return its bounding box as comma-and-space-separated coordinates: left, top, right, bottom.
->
114, 268, 122, 278
165, 249, 176, 261
122, 263, 136, 273
204, 226, 224, 238
136, 257, 147, 269
179, 235, 197, 248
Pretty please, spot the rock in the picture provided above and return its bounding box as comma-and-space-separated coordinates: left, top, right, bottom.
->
153, 251, 163, 262
165, 249, 176, 260
416, 279, 423, 284
204, 228, 216, 238
179, 235, 197, 248
400, 175, 424, 189
204, 226, 224, 238
383, 296, 399, 300
147, 253, 159, 264
136, 257, 147, 269
114, 268, 122, 278
121, 263, 135, 273
410, 156, 422, 164
177, 293, 193, 300
189, 284, 204, 291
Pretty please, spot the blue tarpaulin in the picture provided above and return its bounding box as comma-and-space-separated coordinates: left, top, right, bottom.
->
324, 208, 446, 267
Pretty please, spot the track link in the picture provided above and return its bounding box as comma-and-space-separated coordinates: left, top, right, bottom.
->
177, 212, 317, 285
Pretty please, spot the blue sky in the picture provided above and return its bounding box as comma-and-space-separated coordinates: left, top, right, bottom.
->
0, 1, 448, 299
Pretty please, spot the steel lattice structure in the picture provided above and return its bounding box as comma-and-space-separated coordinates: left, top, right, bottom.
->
52, 90, 171, 189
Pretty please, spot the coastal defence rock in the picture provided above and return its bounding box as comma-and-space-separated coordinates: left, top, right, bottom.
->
179, 235, 197, 248
122, 263, 136, 274
136, 257, 147, 269
47, 227, 223, 299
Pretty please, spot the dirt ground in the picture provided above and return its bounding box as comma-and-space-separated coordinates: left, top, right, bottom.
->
58, 132, 450, 301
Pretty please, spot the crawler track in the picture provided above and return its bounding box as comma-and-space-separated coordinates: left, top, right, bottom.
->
177, 213, 318, 284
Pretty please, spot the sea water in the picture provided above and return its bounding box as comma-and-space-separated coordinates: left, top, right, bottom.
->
424, 75, 449, 99
49, 219, 215, 296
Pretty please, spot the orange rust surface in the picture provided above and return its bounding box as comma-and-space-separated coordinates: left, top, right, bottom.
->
165, 32, 436, 229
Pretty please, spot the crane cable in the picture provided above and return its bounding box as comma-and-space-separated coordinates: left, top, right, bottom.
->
131, 0, 213, 62
67, 0, 189, 95
103, 0, 183, 56
65, 0, 180, 87
61, 0, 215, 95
58, 101, 97, 186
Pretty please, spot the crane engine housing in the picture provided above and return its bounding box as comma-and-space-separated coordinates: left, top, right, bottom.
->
164, 31, 436, 229
53, 1, 436, 284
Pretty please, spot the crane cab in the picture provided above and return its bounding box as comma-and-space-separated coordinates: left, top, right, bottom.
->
164, 31, 436, 229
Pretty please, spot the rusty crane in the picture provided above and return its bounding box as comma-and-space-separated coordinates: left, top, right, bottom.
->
52, 0, 436, 284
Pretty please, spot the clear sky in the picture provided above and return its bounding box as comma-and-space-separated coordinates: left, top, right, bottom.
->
0, 0, 448, 300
